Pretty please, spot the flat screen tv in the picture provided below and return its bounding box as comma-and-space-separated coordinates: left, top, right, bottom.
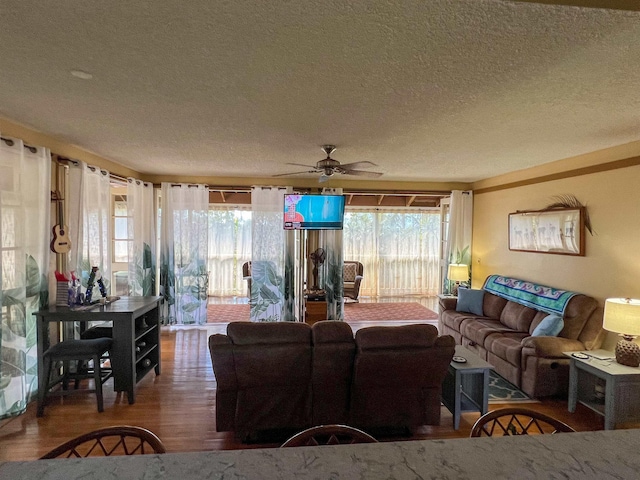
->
283, 194, 346, 230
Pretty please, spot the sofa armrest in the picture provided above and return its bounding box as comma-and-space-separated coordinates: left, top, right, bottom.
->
438, 296, 458, 312
208, 334, 237, 390
435, 335, 456, 348
521, 336, 586, 358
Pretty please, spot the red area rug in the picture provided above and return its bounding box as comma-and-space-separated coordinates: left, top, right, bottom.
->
206, 302, 437, 323
343, 302, 438, 322
207, 304, 250, 323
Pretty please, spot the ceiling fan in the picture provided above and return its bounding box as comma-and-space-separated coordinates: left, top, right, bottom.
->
274, 145, 383, 183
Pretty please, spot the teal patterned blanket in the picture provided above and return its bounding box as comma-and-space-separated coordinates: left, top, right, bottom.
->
482, 275, 577, 315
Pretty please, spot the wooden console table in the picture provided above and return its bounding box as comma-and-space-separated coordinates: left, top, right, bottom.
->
35, 296, 162, 405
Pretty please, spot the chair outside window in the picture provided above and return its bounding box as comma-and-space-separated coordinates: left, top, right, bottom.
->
470, 407, 575, 437
343, 261, 363, 302
281, 424, 377, 447
40, 425, 166, 458
242, 261, 252, 300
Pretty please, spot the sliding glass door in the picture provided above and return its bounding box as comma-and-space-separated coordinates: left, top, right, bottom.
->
207, 206, 252, 297
199, 204, 443, 299
342, 208, 441, 297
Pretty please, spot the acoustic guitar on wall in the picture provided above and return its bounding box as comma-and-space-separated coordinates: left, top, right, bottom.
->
51, 190, 72, 254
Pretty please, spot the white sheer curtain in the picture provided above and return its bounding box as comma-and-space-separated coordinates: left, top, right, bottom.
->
160, 183, 209, 325
319, 188, 343, 320
0, 137, 50, 419
207, 205, 252, 297
343, 208, 441, 296
250, 186, 293, 322
126, 178, 156, 296
444, 190, 473, 292
68, 161, 112, 295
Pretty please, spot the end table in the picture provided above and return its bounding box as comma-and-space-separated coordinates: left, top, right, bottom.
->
566, 349, 640, 430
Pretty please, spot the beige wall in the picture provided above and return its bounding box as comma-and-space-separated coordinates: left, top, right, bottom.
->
473, 163, 640, 349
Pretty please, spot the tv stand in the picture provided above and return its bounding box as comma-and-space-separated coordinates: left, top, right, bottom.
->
305, 297, 327, 325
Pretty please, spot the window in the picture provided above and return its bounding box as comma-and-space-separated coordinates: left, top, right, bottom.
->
111, 188, 130, 295
440, 197, 451, 293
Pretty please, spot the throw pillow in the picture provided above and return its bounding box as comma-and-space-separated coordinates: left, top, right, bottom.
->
456, 288, 484, 316
532, 314, 564, 337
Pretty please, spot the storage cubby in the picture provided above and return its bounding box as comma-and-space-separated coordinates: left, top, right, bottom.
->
134, 317, 159, 382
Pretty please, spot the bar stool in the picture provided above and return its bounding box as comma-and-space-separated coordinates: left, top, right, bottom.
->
78, 326, 113, 380
80, 326, 113, 340
37, 337, 113, 417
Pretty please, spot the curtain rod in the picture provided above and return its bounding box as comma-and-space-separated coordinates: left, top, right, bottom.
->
1, 135, 38, 153
150, 185, 253, 192
165, 183, 208, 188
55, 155, 128, 183
127, 178, 152, 187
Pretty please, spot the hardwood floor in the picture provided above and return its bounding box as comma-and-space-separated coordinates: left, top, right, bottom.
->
0, 302, 618, 462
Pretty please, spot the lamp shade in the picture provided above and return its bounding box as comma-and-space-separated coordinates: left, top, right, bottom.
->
603, 298, 640, 336
448, 264, 469, 283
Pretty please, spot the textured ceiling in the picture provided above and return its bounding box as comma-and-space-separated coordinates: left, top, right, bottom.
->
0, 0, 639, 184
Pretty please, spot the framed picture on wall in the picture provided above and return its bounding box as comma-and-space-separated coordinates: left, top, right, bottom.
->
508, 207, 585, 256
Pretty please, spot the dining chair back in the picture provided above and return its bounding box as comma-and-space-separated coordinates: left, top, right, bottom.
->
281, 424, 377, 447
470, 407, 576, 437
40, 425, 166, 458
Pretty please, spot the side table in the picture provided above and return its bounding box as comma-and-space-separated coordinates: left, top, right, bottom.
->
566, 349, 640, 430
441, 345, 494, 430
305, 299, 327, 325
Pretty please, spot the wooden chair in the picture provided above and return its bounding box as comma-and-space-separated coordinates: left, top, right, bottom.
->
343, 261, 363, 302
280, 424, 377, 447
242, 261, 252, 299
79, 325, 113, 371
470, 407, 576, 437
40, 425, 166, 458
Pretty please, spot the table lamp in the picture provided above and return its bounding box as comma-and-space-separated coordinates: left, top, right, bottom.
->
448, 264, 469, 296
603, 298, 640, 367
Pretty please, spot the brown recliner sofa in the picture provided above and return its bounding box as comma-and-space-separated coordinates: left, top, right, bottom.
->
311, 320, 356, 426
439, 276, 605, 398
208, 321, 455, 440
208, 321, 313, 439
350, 325, 455, 431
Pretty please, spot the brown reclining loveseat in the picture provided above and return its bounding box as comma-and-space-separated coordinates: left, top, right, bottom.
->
208, 321, 455, 440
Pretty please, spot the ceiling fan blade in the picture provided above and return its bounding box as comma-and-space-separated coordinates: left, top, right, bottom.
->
286, 162, 319, 169
273, 170, 317, 177
338, 161, 378, 170
342, 169, 383, 178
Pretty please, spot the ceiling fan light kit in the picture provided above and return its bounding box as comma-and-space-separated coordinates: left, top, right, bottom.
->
274, 145, 383, 182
